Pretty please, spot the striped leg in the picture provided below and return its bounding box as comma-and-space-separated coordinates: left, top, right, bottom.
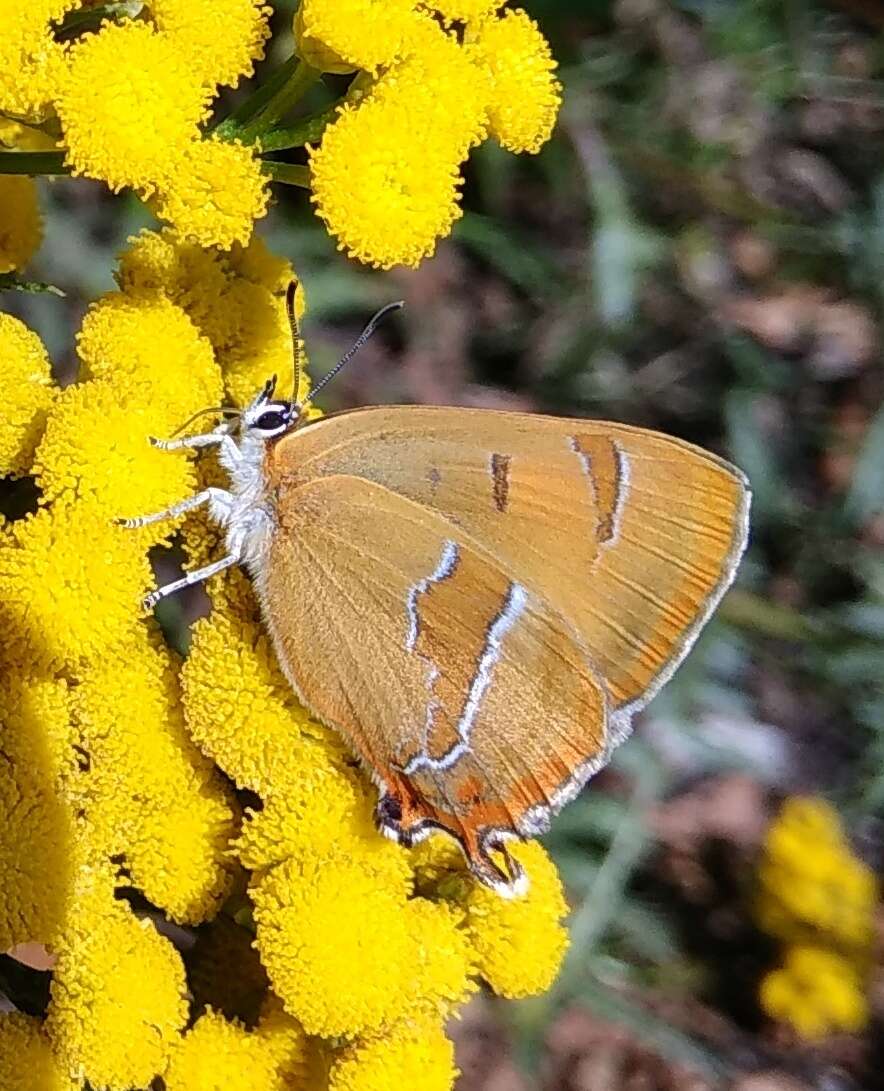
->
143, 553, 238, 611
116, 487, 232, 530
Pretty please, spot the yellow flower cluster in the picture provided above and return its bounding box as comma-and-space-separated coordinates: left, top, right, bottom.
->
0, 231, 570, 1090
754, 797, 878, 1038
305, 0, 562, 267
3, 1, 271, 247
2, 1, 561, 267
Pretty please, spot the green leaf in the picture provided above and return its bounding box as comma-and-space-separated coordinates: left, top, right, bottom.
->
0, 273, 64, 296
844, 400, 884, 525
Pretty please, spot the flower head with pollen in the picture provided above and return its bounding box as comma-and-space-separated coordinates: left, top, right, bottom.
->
309, 95, 465, 269
0, 1013, 77, 1091
0, 175, 42, 273
0, 0, 74, 116
328, 1019, 458, 1091
147, 0, 272, 89
298, 0, 419, 72
431, 0, 506, 22
164, 1007, 309, 1091
55, 21, 212, 192
455, 840, 569, 997
470, 7, 562, 154
0, 313, 55, 476
153, 136, 271, 249
47, 869, 189, 1091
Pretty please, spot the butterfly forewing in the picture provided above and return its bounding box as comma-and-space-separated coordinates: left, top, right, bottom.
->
262, 406, 750, 890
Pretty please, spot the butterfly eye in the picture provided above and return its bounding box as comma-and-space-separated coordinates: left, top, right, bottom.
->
255, 410, 289, 432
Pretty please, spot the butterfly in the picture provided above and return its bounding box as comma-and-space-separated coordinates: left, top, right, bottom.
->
123, 282, 751, 896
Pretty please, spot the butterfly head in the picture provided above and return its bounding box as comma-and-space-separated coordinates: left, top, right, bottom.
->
240, 373, 300, 441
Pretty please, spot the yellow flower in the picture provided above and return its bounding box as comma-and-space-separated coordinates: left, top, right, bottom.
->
0, 1013, 77, 1091
164, 1007, 309, 1091
76, 291, 221, 431
298, 0, 419, 72
0, 674, 75, 950
153, 136, 271, 249
470, 7, 561, 154
430, 0, 505, 22
0, 1, 74, 116
310, 95, 465, 268
0, 312, 55, 476
755, 797, 878, 950
252, 849, 473, 1038
148, 0, 272, 89
67, 638, 236, 924
328, 1019, 457, 1091
457, 840, 569, 998
115, 229, 308, 405
374, 12, 491, 159
55, 20, 212, 192
33, 378, 199, 540
0, 506, 149, 672
760, 945, 869, 1039
47, 868, 189, 1091
0, 175, 42, 273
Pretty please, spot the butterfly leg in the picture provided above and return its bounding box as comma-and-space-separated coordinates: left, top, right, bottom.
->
142, 553, 238, 611
115, 487, 231, 529
149, 426, 242, 464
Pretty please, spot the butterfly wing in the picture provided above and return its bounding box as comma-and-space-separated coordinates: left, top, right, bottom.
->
258, 470, 609, 892
270, 406, 750, 715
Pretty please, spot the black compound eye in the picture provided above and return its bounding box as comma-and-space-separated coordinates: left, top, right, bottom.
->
255, 410, 288, 432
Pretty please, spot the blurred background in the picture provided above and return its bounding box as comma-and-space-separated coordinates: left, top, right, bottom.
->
6, 1, 884, 1088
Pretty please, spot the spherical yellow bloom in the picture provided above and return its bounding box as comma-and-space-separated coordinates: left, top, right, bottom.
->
470, 8, 561, 154
328, 1019, 457, 1091
0, 675, 75, 950
251, 851, 413, 1036
34, 378, 199, 540
48, 871, 189, 1091
755, 797, 878, 950
0, 1013, 77, 1091
66, 638, 236, 924
116, 231, 304, 403
76, 292, 221, 432
0, 313, 55, 476
760, 945, 869, 1039
0, 507, 149, 672
430, 0, 505, 23
148, 0, 272, 89
374, 13, 491, 159
154, 137, 271, 250
253, 854, 468, 1039
0, 175, 42, 273
164, 1008, 307, 1091
299, 0, 419, 72
459, 840, 569, 997
0, 1, 74, 116
310, 96, 465, 268
55, 21, 212, 192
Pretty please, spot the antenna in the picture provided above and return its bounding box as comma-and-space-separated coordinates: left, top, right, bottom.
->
301, 300, 405, 408
286, 280, 303, 406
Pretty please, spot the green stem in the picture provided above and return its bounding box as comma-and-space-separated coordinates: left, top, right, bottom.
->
0, 150, 69, 175
215, 55, 300, 137
260, 160, 311, 188
217, 59, 322, 145
257, 104, 338, 152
